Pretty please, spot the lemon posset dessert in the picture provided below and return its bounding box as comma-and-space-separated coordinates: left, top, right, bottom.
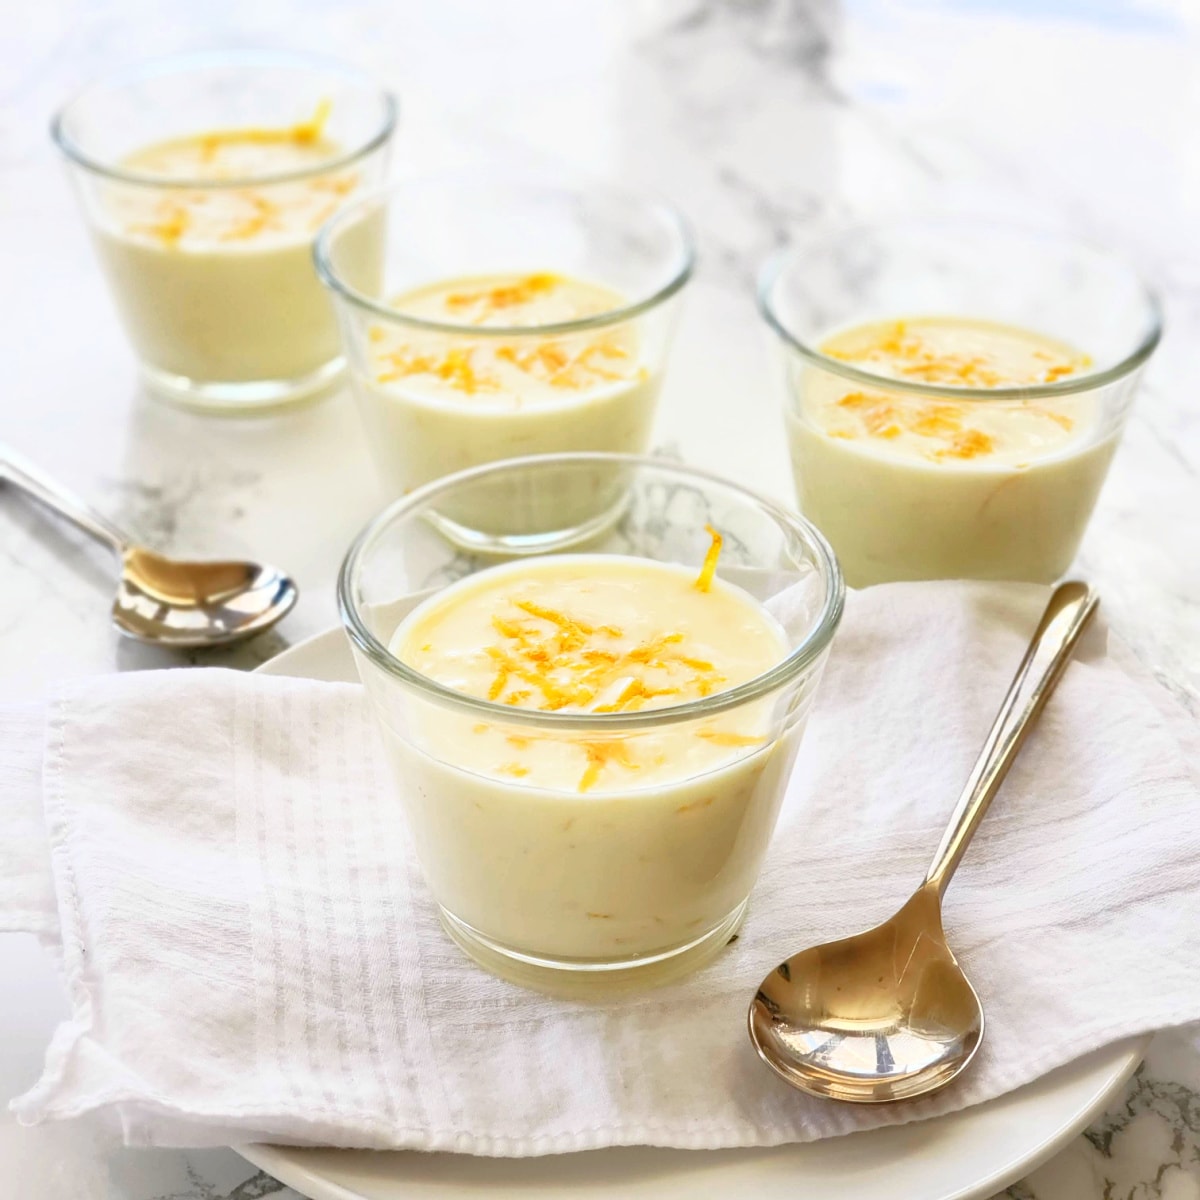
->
95, 103, 366, 385
788, 316, 1111, 586
379, 536, 799, 967
356, 272, 660, 493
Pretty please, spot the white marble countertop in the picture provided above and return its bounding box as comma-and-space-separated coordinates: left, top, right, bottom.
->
3, 0, 1198, 1196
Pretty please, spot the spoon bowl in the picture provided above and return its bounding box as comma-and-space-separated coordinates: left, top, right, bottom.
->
114, 547, 298, 648
750, 883, 983, 1102
749, 582, 1098, 1104
2, 451, 298, 649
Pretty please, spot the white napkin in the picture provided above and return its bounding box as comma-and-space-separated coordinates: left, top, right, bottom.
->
2, 582, 1199, 1154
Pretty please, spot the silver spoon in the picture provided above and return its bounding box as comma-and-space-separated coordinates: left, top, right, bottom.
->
749, 581, 1098, 1103
1, 450, 298, 649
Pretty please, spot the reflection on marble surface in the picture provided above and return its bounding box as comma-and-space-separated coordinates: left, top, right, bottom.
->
2, 0, 1198, 1196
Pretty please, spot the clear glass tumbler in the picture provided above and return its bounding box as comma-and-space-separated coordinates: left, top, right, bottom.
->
339, 454, 843, 992
760, 220, 1162, 587
52, 51, 397, 412
316, 176, 693, 546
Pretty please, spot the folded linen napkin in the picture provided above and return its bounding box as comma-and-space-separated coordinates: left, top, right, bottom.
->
1, 582, 1198, 1154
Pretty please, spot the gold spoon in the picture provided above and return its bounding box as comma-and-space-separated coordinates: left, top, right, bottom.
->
1, 449, 298, 649
749, 581, 1098, 1103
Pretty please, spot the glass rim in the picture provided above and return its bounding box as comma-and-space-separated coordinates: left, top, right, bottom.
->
758, 217, 1164, 402
50, 49, 399, 191
338, 452, 844, 731
313, 177, 696, 338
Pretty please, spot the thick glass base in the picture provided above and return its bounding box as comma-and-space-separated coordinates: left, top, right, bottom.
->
437, 899, 749, 996
424, 484, 630, 557
140, 357, 345, 415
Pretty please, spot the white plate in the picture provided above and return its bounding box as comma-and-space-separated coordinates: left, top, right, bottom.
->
240, 627, 1147, 1200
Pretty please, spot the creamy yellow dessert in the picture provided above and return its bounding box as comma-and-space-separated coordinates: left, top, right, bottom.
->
94, 103, 368, 385
788, 316, 1114, 586
377, 540, 799, 962
354, 272, 660, 495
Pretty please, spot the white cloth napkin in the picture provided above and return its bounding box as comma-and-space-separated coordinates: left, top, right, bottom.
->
2, 582, 1199, 1155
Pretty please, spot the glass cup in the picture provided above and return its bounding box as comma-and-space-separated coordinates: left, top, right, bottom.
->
316, 176, 693, 547
52, 50, 397, 412
759, 219, 1162, 587
339, 454, 843, 992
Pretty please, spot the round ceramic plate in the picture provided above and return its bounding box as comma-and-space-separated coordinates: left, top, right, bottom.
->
241, 627, 1147, 1200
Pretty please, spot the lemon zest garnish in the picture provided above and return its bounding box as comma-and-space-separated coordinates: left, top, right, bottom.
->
909, 407, 963, 438
482, 594, 726, 716
514, 599, 597, 646
436, 347, 491, 393
832, 393, 1011, 455
593, 679, 681, 713
863, 403, 904, 436
878, 321, 907, 354
309, 172, 358, 196
195, 98, 333, 161
498, 762, 530, 778
289, 97, 334, 144
1042, 363, 1076, 382
577, 740, 639, 792
220, 193, 277, 241
486, 664, 509, 701
377, 323, 638, 396
933, 429, 996, 460
377, 346, 498, 393
837, 392, 874, 410
1037, 408, 1075, 431
445, 273, 561, 318
132, 204, 191, 245
492, 337, 635, 390
696, 730, 765, 747
822, 321, 1089, 389
626, 633, 682, 661
694, 524, 722, 593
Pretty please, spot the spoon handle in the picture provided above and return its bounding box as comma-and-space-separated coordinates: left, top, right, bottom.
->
0, 448, 130, 556
924, 581, 1099, 895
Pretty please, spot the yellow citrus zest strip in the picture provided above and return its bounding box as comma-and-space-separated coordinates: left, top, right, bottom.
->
377, 347, 498, 392
513, 600, 598, 647
694, 524, 723, 593
481, 596, 726, 717
196, 98, 334, 159
1037, 408, 1075, 431
310, 172, 358, 196
220, 193, 278, 241
372, 335, 638, 394
291, 97, 333, 144
834, 392, 1005, 456
822, 323, 1086, 389
445, 273, 561, 318
577, 740, 639, 792
132, 204, 191, 246
696, 730, 765, 747
593, 679, 681, 713
933, 429, 996, 461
